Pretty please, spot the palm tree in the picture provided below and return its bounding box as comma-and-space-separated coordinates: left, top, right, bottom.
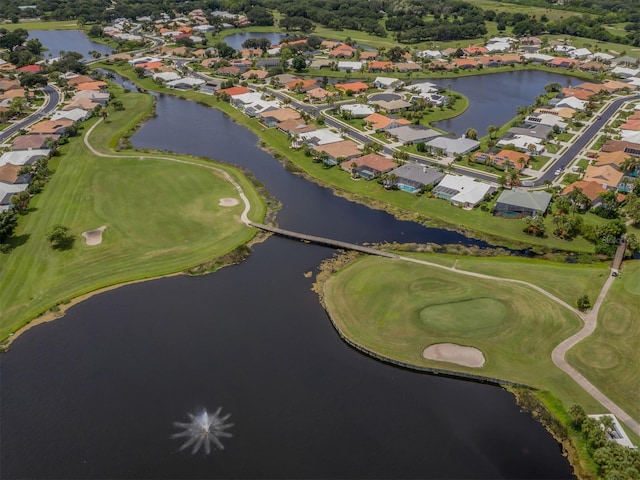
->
487, 125, 498, 139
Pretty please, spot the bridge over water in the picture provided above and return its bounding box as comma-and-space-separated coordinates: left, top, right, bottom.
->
248, 222, 399, 258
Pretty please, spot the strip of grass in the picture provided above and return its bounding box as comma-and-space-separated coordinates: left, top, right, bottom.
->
0, 89, 265, 342
396, 252, 609, 306
323, 255, 603, 411
566, 261, 640, 421
1, 20, 79, 30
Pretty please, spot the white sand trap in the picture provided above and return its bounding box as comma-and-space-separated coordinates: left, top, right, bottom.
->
423, 343, 485, 368
82, 225, 107, 246
219, 197, 239, 207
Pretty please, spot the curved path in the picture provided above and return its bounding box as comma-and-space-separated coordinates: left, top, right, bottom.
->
83, 119, 253, 225
0, 85, 61, 144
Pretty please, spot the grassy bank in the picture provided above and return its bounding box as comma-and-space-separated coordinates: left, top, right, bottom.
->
567, 261, 640, 421
1, 20, 79, 30
0, 88, 265, 342
322, 254, 604, 411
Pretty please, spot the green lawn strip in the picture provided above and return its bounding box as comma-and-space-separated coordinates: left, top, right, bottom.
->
394, 252, 609, 306
566, 260, 640, 421
0, 90, 265, 341
2, 20, 79, 30
98, 62, 599, 253
323, 255, 602, 410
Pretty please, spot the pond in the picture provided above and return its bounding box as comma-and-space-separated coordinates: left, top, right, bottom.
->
28, 29, 113, 59
223, 32, 288, 51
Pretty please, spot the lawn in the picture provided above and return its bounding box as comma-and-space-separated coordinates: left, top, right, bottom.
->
567, 260, 640, 421
0, 89, 265, 342
323, 255, 603, 411
2, 20, 79, 30
398, 253, 610, 307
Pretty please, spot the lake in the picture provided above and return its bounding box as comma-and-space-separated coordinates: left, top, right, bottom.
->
0, 32, 577, 478
28, 29, 113, 59
223, 32, 288, 51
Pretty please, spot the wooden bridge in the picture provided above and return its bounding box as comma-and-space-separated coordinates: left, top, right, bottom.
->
611, 234, 627, 274
249, 222, 399, 258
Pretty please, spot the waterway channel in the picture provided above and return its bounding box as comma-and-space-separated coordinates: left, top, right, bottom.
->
0, 33, 577, 478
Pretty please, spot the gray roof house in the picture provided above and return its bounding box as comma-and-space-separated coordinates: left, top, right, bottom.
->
425, 136, 480, 156
493, 188, 552, 218
0, 182, 28, 213
507, 124, 552, 141
390, 125, 441, 144
389, 164, 444, 192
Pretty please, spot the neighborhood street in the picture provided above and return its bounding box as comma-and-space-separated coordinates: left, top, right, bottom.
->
0, 85, 60, 145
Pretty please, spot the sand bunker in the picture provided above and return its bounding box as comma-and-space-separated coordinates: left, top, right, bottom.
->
82, 225, 107, 246
422, 343, 485, 368
219, 197, 239, 207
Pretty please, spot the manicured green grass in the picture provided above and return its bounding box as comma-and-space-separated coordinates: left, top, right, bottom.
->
323, 255, 602, 411
399, 253, 609, 306
1, 20, 79, 30
0, 90, 265, 342
466, 0, 580, 21
567, 260, 640, 421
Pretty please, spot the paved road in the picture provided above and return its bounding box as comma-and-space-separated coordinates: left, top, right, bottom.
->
0, 85, 60, 144
535, 94, 640, 186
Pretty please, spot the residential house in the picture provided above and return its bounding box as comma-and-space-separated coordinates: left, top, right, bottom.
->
217, 86, 250, 97
306, 87, 335, 102
522, 53, 555, 63
259, 108, 300, 126
363, 113, 411, 131
389, 125, 441, 144
336, 61, 363, 72
358, 51, 379, 61
415, 50, 442, 59
453, 58, 479, 69
241, 69, 269, 81
17, 64, 43, 73
340, 153, 396, 179
579, 61, 607, 73
394, 62, 422, 72
216, 66, 241, 76
425, 136, 480, 156
296, 128, 343, 146
277, 118, 316, 136
0, 163, 30, 185
492, 149, 530, 171
0, 182, 28, 213
549, 57, 578, 69
497, 134, 545, 155
493, 189, 552, 217
569, 48, 592, 59
314, 140, 361, 165
340, 104, 375, 118
524, 113, 567, 130
50, 108, 91, 123
72, 90, 110, 105
595, 151, 634, 170
601, 140, 640, 157
328, 44, 357, 58
388, 164, 444, 192
408, 81, 438, 95
29, 119, 74, 135
368, 61, 394, 73
373, 77, 404, 89
166, 77, 205, 90
507, 124, 552, 141
334, 82, 369, 94
153, 71, 181, 83
309, 59, 332, 69
11, 134, 60, 151
0, 149, 49, 167
369, 99, 413, 113
463, 45, 488, 56
555, 96, 587, 110
433, 174, 495, 208
285, 78, 317, 92
583, 164, 624, 190
561, 181, 607, 208
270, 74, 300, 87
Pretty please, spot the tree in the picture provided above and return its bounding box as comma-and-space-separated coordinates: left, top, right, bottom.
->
291, 55, 306, 72
87, 24, 103, 38
569, 404, 586, 429
46, 224, 74, 250
523, 216, 546, 237
10, 190, 30, 214
465, 128, 477, 140
487, 125, 498, 139
576, 294, 591, 311
0, 210, 18, 244
625, 192, 640, 226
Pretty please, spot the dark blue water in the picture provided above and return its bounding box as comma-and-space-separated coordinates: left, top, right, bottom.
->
431, 70, 580, 137
223, 32, 287, 51
0, 32, 576, 479
29, 29, 113, 59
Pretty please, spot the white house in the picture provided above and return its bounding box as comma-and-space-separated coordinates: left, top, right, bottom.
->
152, 71, 181, 83
50, 108, 91, 123
297, 128, 344, 146
432, 174, 495, 208
525, 113, 567, 130
0, 150, 50, 167
340, 104, 375, 118
486, 42, 511, 53
373, 76, 404, 89
556, 96, 587, 110
587, 414, 637, 450
569, 48, 592, 59
415, 50, 442, 59
166, 77, 205, 90
611, 66, 640, 78
425, 136, 480, 156
408, 81, 438, 95
497, 134, 545, 155
337, 61, 363, 72
522, 53, 555, 63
